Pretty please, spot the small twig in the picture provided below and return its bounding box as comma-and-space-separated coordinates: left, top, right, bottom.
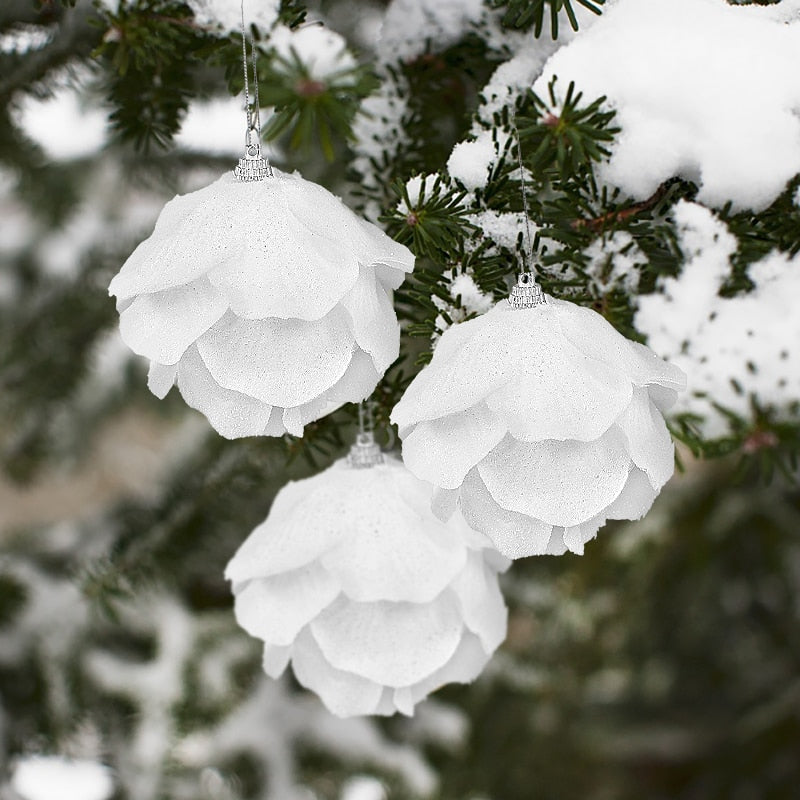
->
571, 179, 677, 232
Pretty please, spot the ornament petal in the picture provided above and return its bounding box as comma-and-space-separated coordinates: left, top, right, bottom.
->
604, 467, 658, 521
207, 221, 360, 322
262, 644, 291, 678
449, 554, 507, 652
484, 350, 632, 442
292, 629, 384, 717
109, 189, 222, 300
340, 267, 400, 374
197, 309, 355, 407
615, 387, 675, 490
410, 632, 491, 704
478, 430, 631, 527
119, 279, 228, 365
460, 468, 554, 558
233, 566, 340, 646
281, 172, 414, 275
561, 517, 604, 555
310, 594, 464, 688
431, 487, 459, 521
177, 346, 275, 439
401, 404, 507, 490
147, 362, 177, 399
553, 299, 685, 390
320, 487, 467, 603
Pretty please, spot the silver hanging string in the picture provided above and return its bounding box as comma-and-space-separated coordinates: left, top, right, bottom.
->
234, 0, 272, 181
508, 113, 546, 309
512, 117, 535, 274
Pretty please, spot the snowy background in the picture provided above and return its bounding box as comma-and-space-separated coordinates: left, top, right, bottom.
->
2, 0, 800, 798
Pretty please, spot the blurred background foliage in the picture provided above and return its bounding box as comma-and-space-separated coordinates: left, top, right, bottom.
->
0, 1, 798, 799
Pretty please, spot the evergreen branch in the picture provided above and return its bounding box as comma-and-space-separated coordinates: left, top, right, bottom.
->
490, 0, 605, 38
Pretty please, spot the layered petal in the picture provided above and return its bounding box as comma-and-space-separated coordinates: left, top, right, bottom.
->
340, 266, 400, 374
478, 429, 632, 528
147, 362, 177, 399
449, 554, 508, 652
233, 565, 340, 646
119, 279, 227, 365
459, 468, 553, 558
177, 346, 275, 439
401, 404, 507, 490
292, 629, 384, 717
310, 593, 464, 688
615, 387, 675, 490
553, 299, 686, 391
196, 308, 355, 407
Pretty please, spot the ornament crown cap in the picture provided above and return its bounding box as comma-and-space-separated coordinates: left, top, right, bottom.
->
347, 432, 385, 469
508, 272, 546, 309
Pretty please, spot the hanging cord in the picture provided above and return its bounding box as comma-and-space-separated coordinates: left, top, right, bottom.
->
234, 0, 272, 181
512, 116, 536, 275
508, 113, 546, 308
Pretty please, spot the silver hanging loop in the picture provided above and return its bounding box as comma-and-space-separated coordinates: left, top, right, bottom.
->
508, 114, 546, 308
234, 0, 273, 181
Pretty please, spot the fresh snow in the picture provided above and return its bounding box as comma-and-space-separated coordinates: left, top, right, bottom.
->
636, 200, 800, 435
12, 756, 113, 800
534, 0, 800, 211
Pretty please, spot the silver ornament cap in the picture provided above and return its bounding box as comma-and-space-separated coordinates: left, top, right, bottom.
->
234, 141, 273, 182
508, 272, 546, 309
347, 432, 385, 469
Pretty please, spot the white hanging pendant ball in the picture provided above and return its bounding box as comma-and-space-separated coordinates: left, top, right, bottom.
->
391, 277, 686, 559
109, 167, 414, 438
225, 436, 509, 718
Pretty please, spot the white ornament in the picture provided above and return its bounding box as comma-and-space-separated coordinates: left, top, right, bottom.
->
225, 436, 509, 718
109, 168, 414, 438
391, 281, 686, 559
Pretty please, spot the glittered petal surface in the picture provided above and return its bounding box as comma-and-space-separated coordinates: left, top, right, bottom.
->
390, 310, 512, 428
410, 632, 490, 704
233, 565, 339, 646
553, 299, 686, 390
108, 187, 222, 300
485, 346, 632, 442
340, 267, 400, 374
604, 467, 658, 521
119, 280, 228, 365
281, 172, 414, 275
561, 517, 604, 555
197, 309, 355, 407
459, 468, 554, 558
207, 220, 360, 322
615, 387, 675, 490
310, 594, 464, 687
262, 644, 291, 678
320, 486, 467, 603
224, 475, 347, 583
431, 487, 459, 521
478, 430, 632, 527
177, 346, 275, 439
291, 629, 384, 718
401, 404, 506, 489
147, 362, 176, 399
449, 555, 507, 652
325, 349, 381, 403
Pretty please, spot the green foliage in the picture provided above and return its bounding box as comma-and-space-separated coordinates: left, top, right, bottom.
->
516, 77, 619, 181
94, 0, 221, 151
490, 0, 605, 38
381, 175, 476, 259
0, 573, 27, 627
258, 42, 378, 161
